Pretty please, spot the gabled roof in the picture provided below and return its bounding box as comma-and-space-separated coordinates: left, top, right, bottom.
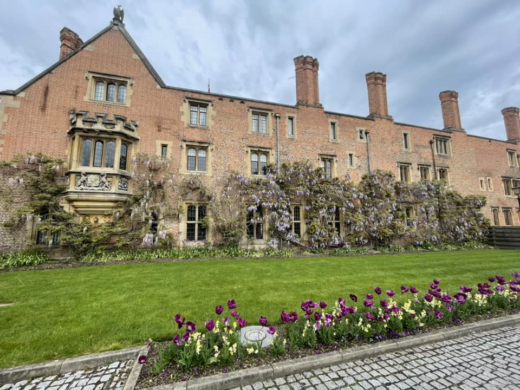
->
0, 20, 165, 95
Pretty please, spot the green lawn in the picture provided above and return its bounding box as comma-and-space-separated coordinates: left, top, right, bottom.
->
0, 250, 519, 369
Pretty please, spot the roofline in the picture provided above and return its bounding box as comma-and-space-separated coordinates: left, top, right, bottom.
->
394, 121, 443, 132
0, 21, 165, 96
466, 134, 516, 145
324, 111, 373, 121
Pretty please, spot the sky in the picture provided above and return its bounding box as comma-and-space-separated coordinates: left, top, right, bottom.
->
0, 0, 519, 140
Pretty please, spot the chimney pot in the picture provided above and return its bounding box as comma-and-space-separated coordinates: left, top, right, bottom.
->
365, 72, 390, 118
502, 107, 520, 142
59, 27, 83, 60
294, 55, 321, 107
439, 90, 463, 131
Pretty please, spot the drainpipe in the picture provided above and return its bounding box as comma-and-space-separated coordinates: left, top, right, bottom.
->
430, 140, 437, 179
275, 114, 281, 174
366, 131, 372, 174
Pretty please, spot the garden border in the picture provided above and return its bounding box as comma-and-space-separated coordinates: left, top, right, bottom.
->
0, 346, 142, 384
140, 313, 520, 390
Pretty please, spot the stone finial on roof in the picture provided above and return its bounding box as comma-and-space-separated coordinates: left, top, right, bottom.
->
113, 5, 124, 23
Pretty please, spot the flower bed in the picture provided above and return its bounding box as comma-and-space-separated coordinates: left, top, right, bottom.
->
136, 272, 520, 388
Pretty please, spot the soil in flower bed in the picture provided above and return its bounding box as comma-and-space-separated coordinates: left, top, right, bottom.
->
135, 309, 516, 389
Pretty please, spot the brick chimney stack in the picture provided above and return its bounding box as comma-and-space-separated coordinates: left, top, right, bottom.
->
502, 107, 520, 143
294, 55, 321, 107
365, 72, 390, 118
439, 90, 463, 131
60, 27, 83, 60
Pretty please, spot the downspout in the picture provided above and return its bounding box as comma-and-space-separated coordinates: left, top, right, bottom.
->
430, 139, 437, 179
366, 131, 372, 174
275, 114, 281, 174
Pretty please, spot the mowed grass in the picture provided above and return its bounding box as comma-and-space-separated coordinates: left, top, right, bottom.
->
0, 250, 519, 368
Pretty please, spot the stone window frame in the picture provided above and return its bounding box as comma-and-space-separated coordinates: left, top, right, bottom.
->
397, 162, 412, 183
347, 152, 356, 168
179, 202, 210, 243
502, 207, 513, 226
502, 177, 514, 197
487, 177, 494, 192
402, 131, 411, 151
434, 135, 452, 156
418, 165, 431, 181
286, 114, 297, 138
327, 206, 343, 238
507, 149, 519, 168
491, 207, 500, 226
437, 167, 450, 184
404, 205, 416, 228
246, 146, 273, 177
180, 141, 213, 175
248, 108, 273, 136
246, 204, 267, 241
329, 119, 339, 142
180, 97, 215, 129
357, 127, 367, 143
478, 177, 486, 191
319, 154, 337, 179
156, 140, 173, 159
291, 205, 305, 239
85, 72, 133, 107
73, 135, 131, 174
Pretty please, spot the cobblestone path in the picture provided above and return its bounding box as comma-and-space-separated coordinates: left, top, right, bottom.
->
235, 325, 520, 390
0, 361, 132, 390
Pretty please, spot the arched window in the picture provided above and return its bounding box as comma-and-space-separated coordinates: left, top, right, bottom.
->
117, 85, 126, 103
119, 143, 128, 170
260, 154, 267, 175
93, 141, 104, 167
105, 141, 116, 168
198, 149, 207, 172
106, 84, 116, 102
251, 153, 259, 175
81, 139, 92, 166
94, 82, 105, 101
187, 148, 196, 171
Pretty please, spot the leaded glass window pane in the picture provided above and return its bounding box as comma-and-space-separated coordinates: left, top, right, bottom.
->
95, 82, 104, 101
199, 106, 207, 126
120, 144, 128, 170
106, 84, 116, 102
105, 141, 115, 168
288, 118, 294, 136
331, 123, 336, 140
187, 148, 196, 171
187, 205, 196, 221
198, 149, 206, 172
252, 114, 259, 133
190, 105, 198, 125
117, 85, 126, 103
251, 153, 258, 175
260, 154, 267, 175
93, 141, 103, 167
81, 139, 92, 166
260, 115, 267, 133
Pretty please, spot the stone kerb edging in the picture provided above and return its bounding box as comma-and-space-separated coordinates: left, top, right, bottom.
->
0, 346, 142, 384
141, 313, 520, 390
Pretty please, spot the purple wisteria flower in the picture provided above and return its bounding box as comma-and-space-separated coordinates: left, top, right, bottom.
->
374, 287, 382, 295
215, 305, 224, 315
401, 286, 409, 294
205, 319, 215, 332
410, 286, 419, 294
386, 290, 395, 298
138, 355, 147, 364
349, 294, 358, 302
186, 321, 196, 334
174, 314, 185, 329
267, 325, 276, 335
227, 299, 237, 310
259, 316, 268, 326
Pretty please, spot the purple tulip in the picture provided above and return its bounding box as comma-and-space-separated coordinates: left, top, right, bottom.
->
223, 316, 230, 326
424, 294, 433, 303
374, 287, 382, 295
433, 278, 440, 285
460, 286, 473, 293
259, 316, 268, 327
315, 321, 322, 330
289, 312, 299, 322
410, 286, 419, 294
138, 355, 147, 364
430, 284, 437, 290
496, 285, 505, 292
489, 277, 496, 283
363, 299, 374, 308
366, 294, 374, 300
324, 314, 334, 327
386, 290, 395, 298
238, 318, 247, 328
182, 332, 190, 342
227, 299, 237, 310
338, 297, 346, 306
205, 319, 215, 332
173, 335, 182, 346
512, 271, 520, 278
349, 294, 358, 302
319, 301, 327, 309
365, 312, 375, 321
186, 321, 196, 334
174, 314, 186, 329
215, 305, 224, 315
314, 312, 322, 321
496, 275, 507, 285
267, 326, 276, 335
231, 311, 239, 319
380, 299, 388, 308
401, 286, 409, 294
433, 310, 444, 319
281, 311, 289, 323
441, 294, 452, 304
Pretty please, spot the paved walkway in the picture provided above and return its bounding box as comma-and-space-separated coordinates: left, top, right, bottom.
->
0, 361, 132, 390
234, 325, 520, 390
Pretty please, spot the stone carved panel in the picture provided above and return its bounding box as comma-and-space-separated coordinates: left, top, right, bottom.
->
75, 172, 111, 191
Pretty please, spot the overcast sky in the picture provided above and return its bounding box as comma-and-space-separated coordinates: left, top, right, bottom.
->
1, 1, 519, 140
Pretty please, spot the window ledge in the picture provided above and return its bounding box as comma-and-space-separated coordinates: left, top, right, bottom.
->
89, 100, 128, 107
189, 125, 209, 129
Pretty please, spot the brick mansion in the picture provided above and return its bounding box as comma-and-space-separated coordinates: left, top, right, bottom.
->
0, 10, 519, 249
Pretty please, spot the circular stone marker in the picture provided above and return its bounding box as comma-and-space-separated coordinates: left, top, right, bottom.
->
240, 326, 274, 347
